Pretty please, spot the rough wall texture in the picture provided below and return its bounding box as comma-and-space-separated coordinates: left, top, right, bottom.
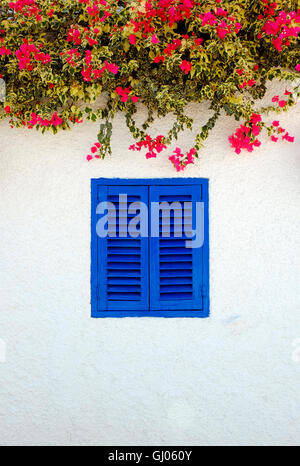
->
0, 82, 299, 446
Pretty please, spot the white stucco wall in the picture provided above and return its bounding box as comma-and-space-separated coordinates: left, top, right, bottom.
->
0, 83, 299, 446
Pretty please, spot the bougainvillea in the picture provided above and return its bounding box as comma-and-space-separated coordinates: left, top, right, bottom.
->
0, 0, 299, 169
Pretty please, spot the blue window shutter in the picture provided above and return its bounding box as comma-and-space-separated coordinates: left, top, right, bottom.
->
149, 184, 208, 315
92, 178, 209, 318
96, 185, 149, 313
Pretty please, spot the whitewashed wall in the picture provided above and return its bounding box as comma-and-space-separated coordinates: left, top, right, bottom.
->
0, 83, 300, 446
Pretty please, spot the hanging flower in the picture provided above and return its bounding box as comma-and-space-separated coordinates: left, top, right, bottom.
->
180, 60, 192, 74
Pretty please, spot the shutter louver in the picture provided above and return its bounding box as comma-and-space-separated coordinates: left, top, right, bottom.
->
149, 185, 205, 312
97, 185, 149, 312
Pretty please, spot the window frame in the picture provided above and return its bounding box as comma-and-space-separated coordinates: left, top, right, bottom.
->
91, 178, 209, 318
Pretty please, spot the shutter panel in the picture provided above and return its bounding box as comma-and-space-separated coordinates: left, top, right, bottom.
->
97, 185, 149, 312
149, 184, 205, 312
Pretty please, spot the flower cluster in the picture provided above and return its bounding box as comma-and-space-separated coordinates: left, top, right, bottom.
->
144, 0, 196, 28
79, 0, 112, 23
271, 89, 293, 108
115, 87, 139, 103
28, 112, 63, 128
87, 142, 101, 161
129, 135, 167, 159
0, 46, 12, 56
67, 27, 83, 46
0, 0, 299, 170
180, 60, 192, 74
260, 8, 300, 51
81, 60, 118, 81
229, 114, 263, 154
15, 42, 51, 71
270, 120, 294, 143
67, 25, 100, 47
9, 0, 42, 21
199, 9, 242, 39
61, 48, 81, 67
169, 147, 196, 171
229, 112, 295, 155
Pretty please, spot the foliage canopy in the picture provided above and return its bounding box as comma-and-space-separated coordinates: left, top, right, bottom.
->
0, 0, 299, 169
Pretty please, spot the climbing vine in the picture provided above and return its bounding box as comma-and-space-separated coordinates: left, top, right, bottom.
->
0, 0, 299, 170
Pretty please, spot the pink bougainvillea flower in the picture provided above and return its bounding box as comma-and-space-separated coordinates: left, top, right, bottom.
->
282, 132, 294, 142
180, 60, 192, 74
153, 55, 165, 63
86, 155, 93, 161
87, 37, 98, 47
89, 142, 101, 157
272, 96, 279, 102
235, 23, 242, 33
273, 121, 280, 127
151, 34, 159, 44
9, 0, 42, 21
250, 114, 262, 124
272, 37, 282, 51
0, 47, 12, 55
27, 111, 63, 128
278, 100, 287, 108
67, 27, 81, 45
50, 112, 63, 127
271, 136, 278, 142
169, 147, 195, 171
295, 65, 300, 72
229, 113, 262, 154
115, 86, 129, 102
252, 125, 260, 136
115, 86, 138, 103
105, 62, 119, 74
15, 41, 51, 71
129, 135, 166, 159
129, 34, 136, 45
4, 105, 11, 113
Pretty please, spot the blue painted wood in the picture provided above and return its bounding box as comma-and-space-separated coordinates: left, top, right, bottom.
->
91, 311, 208, 318
95, 184, 149, 313
149, 185, 205, 313
202, 180, 210, 317
92, 178, 207, 186
97, 185, 108, 311
91, 179, 99, 317
91, 178, 209, 318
